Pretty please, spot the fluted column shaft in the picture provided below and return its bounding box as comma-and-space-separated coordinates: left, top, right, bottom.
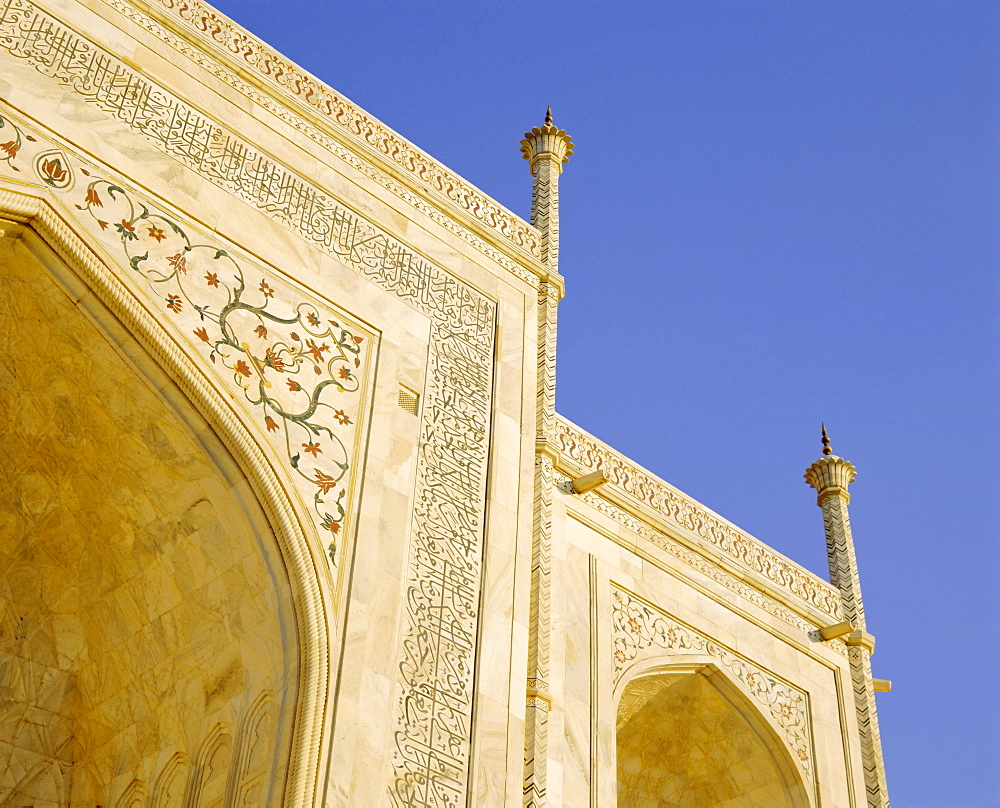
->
520, 115, 572, 807
531, 156, 562, 267
806, 454, 889, 808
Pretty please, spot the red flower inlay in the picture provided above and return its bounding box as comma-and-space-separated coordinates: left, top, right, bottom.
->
302, 441, 322, 457
40, 158, 67, 183
116, 221, 137, 240
235, 360, 252, 377
204, 271, 219, 287
333, 409, 351, 426
264, 348, 286, 372
0, 140, 18, 158
147, 225, 166, 242
85, 187, 102, 207
166, 252, 187, 273
264, 415, 280, 433
314, 469, 337, 494
254, 324, 268, 338
259, 280, 274, 298
165, 294, 183, 313
193, 327, 210, 343
305, 340, 329, 362
286, 379, 301, 392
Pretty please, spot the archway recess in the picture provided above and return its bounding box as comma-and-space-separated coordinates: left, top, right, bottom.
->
616, 664, 811, 808
0, 217, 312, 806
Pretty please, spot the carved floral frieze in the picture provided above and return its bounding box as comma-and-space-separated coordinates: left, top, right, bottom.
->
559, 470, 828, 638
146, 0, 541, 260
559, 418, 843, 622
74, 0, 543, 287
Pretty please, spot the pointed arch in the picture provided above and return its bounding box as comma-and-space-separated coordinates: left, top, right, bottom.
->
149, 753, 188, 808
184, 724, 234, 808
615, 659, 813, 808
227, 691, 276, 807
0, 187, 332, 806
115, 778, 145, 808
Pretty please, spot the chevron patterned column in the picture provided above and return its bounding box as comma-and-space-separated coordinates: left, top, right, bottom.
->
520, 108, 574, 269
805, 427, 890, 808
520, 111, 572, 807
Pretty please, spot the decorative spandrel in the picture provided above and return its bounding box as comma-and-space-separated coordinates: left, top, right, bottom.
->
0, 110, 376, 577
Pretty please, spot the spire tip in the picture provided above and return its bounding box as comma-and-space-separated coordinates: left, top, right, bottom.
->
545, 106, 553, 126
821, 423, 832, 455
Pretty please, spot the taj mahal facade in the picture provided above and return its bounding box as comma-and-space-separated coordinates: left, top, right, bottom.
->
0, 1, 890, 806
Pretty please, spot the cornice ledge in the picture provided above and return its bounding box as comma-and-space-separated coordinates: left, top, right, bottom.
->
112, 0, 550, 284
553, 414, 844, 624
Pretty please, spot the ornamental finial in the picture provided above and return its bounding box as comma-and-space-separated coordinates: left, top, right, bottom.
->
519, 112, 574, 170
805, 425, 857, 503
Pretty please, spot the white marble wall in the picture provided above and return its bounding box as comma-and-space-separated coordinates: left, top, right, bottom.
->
0, 1, 548, 805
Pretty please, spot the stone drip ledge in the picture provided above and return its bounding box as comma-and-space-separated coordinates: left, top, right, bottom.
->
553, 415, 844, 626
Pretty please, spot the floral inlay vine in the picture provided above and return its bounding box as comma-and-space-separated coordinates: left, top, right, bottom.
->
612, 587, 814, 779
78, 183, 367, 562
0, 111, 371, 566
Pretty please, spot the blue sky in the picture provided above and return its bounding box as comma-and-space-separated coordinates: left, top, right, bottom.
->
213, 2, 998, 804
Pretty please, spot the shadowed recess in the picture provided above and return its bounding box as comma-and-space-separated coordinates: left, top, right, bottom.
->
616, 668, 809, 808
0, 227, 297, 807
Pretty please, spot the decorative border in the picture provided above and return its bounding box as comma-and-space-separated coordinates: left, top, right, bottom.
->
558, 418, 843, 621
560, 471, 828, 636
0, 2, 499, 798
88, 0, 544, 288
143, 0, 541, 260
612, 587, 814, 781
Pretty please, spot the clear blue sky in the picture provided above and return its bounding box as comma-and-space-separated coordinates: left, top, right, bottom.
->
213, 2, 998, 804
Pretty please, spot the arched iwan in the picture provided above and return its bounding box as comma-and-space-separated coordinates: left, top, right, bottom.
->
0, 188, 332, 807
615, 659, 813, 808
